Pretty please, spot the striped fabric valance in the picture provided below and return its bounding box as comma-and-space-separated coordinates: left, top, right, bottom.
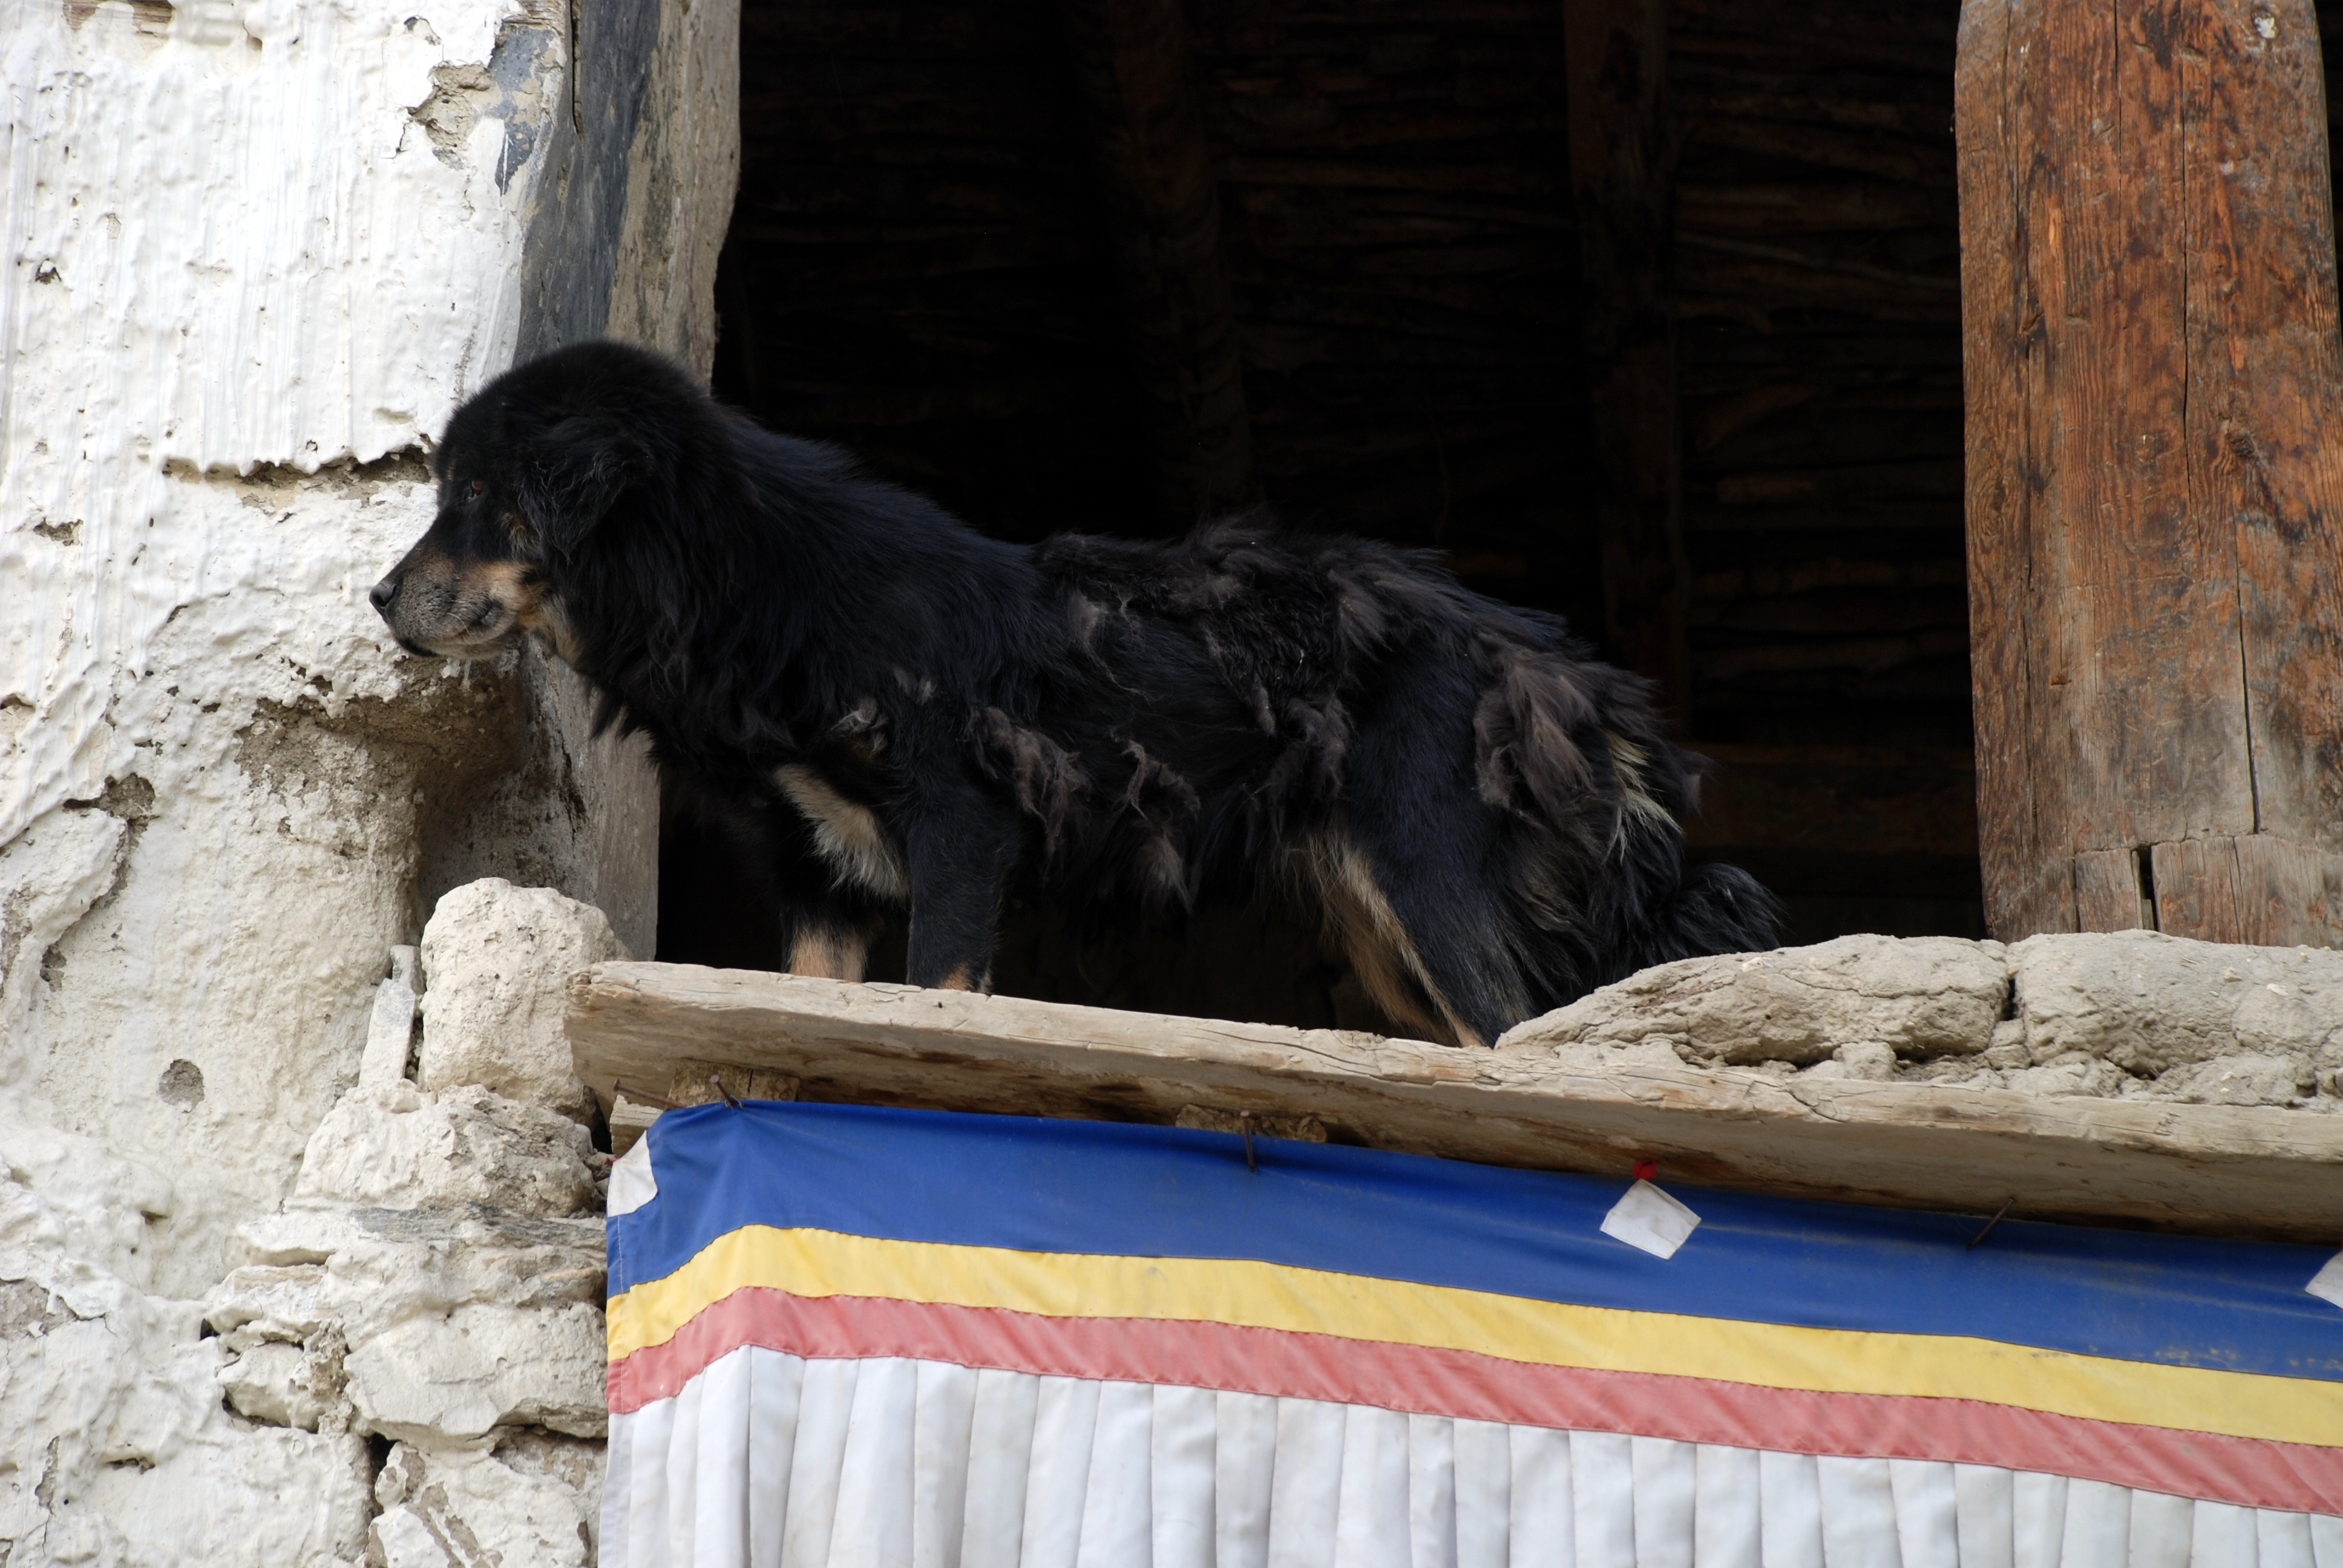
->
603, 1102, 2343, 1567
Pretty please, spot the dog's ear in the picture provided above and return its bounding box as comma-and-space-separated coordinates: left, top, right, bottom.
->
513, 413, 650, 557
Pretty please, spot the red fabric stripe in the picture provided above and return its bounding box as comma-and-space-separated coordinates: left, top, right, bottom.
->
607, 1288, 2343, 1515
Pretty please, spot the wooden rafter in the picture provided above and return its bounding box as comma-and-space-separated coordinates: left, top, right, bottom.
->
1057, 0, 1256, 528
1567, 0, 1687, 710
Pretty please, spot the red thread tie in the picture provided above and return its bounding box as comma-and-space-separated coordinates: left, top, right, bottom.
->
1633, 1160, 1658, 1183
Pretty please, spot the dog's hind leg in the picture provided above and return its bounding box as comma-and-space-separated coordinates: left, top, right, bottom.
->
1303, 825, 1517, 1048
782, 916, 878, 981
727, 794, 890, 981
900, 782, 1023, 992
1320, 704, 1538, 1045
1301, 831, 1449, 1042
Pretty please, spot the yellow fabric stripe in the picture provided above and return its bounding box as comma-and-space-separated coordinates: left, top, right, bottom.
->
607, 1226, 2343, 1448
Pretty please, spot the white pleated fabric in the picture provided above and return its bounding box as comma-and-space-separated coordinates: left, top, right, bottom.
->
602, 1350, 2343, 1568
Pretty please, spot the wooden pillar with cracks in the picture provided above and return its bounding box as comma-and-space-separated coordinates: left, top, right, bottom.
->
1956, 0, 2343, 944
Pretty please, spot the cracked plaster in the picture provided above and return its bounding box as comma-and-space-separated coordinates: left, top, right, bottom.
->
0, 0, 737, 1555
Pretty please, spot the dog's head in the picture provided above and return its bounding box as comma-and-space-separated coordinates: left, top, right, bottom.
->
370, 459, 569, 661
371, 341, 695, 662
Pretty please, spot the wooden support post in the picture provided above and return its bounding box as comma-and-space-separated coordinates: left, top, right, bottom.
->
1956, 0, 2343, 946
1567, 0, 1686, 711
1057, 0, 1254, 529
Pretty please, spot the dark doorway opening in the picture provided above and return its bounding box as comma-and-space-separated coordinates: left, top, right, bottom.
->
661, 0, 1981, 1025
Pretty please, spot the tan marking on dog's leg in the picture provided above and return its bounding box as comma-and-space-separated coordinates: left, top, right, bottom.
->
1299, 831, 1482, 1048
1440, 1013, 1487, 1050
775, 764, 910, 899
936, 964, 978, 992
1338, 927, 1484, 1048
787, 926, 870, 982
1340, 928, 1448, 1043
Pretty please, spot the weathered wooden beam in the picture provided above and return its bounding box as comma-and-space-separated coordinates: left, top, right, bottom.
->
570, 962, 2343, 1241
1679, 120, 1958, 187
1567, 0, 1687, 709
1956, 0, 2343, 945
1682, 743, 1978, 862
1677, 181, 1956, 235
1056, 0, 1254, 526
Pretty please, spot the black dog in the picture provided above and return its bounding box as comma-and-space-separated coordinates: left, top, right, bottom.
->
372, 342, 1779, 1045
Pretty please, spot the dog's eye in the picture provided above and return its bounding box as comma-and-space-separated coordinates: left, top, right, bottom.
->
468, 479, 487, 498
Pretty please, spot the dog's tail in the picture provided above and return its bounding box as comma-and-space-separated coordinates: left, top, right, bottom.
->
1626, 861, 1785, 973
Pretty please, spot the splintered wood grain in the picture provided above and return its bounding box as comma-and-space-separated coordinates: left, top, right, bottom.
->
1956, 0, 2343, 944
669, 1059, 801, 1107
2230, 834, 2343, 943
2071, 848, 2146, 932
2148, 836, 2244, 940
2184, 0, 2343, 877
1567, 0, 1686, 707
2027, 0, 2244, 854
569, 963, 2343, 1241
2151, 835, 2343, 942
1958, 0, 2069, 939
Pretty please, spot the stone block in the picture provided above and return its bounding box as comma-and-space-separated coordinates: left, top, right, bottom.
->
357, 947, 420, 1088
492, 1427, 606, 1535
419, 878, 628, 1122
88, 1425, 375, 1568
209, 1204, 605, 1349
218, 1334, 342, 1432
2154, 1052, 2318, 1107
2010, 931, 2343, 1082
370, 1443, 594, 1568
346, 1301, 608, 1443
294, 1082, 600, 1217
1499, 934, 2010, 1065
2002, 1054, 2132, 1099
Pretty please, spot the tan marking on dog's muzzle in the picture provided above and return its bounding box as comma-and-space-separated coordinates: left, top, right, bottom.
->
376, 554, 542, 659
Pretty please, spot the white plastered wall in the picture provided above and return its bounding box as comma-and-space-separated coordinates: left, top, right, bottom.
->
0, 0, 736, 1556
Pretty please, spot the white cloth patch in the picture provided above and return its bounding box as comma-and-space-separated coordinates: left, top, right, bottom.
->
2305, 1252, 2343, 1310
1602, 1179, 1702, 1259
608, 1135, 659, 1218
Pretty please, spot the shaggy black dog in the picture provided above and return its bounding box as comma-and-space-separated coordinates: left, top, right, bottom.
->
372, 341, 1779, 1045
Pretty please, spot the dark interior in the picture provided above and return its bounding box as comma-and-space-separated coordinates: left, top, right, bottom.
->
661, 0, 1981, 1025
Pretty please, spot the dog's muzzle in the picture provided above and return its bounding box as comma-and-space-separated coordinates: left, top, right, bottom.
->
369, 571, 438, 655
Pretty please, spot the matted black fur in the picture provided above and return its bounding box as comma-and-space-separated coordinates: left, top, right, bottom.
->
372, 341, 1780, 1045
